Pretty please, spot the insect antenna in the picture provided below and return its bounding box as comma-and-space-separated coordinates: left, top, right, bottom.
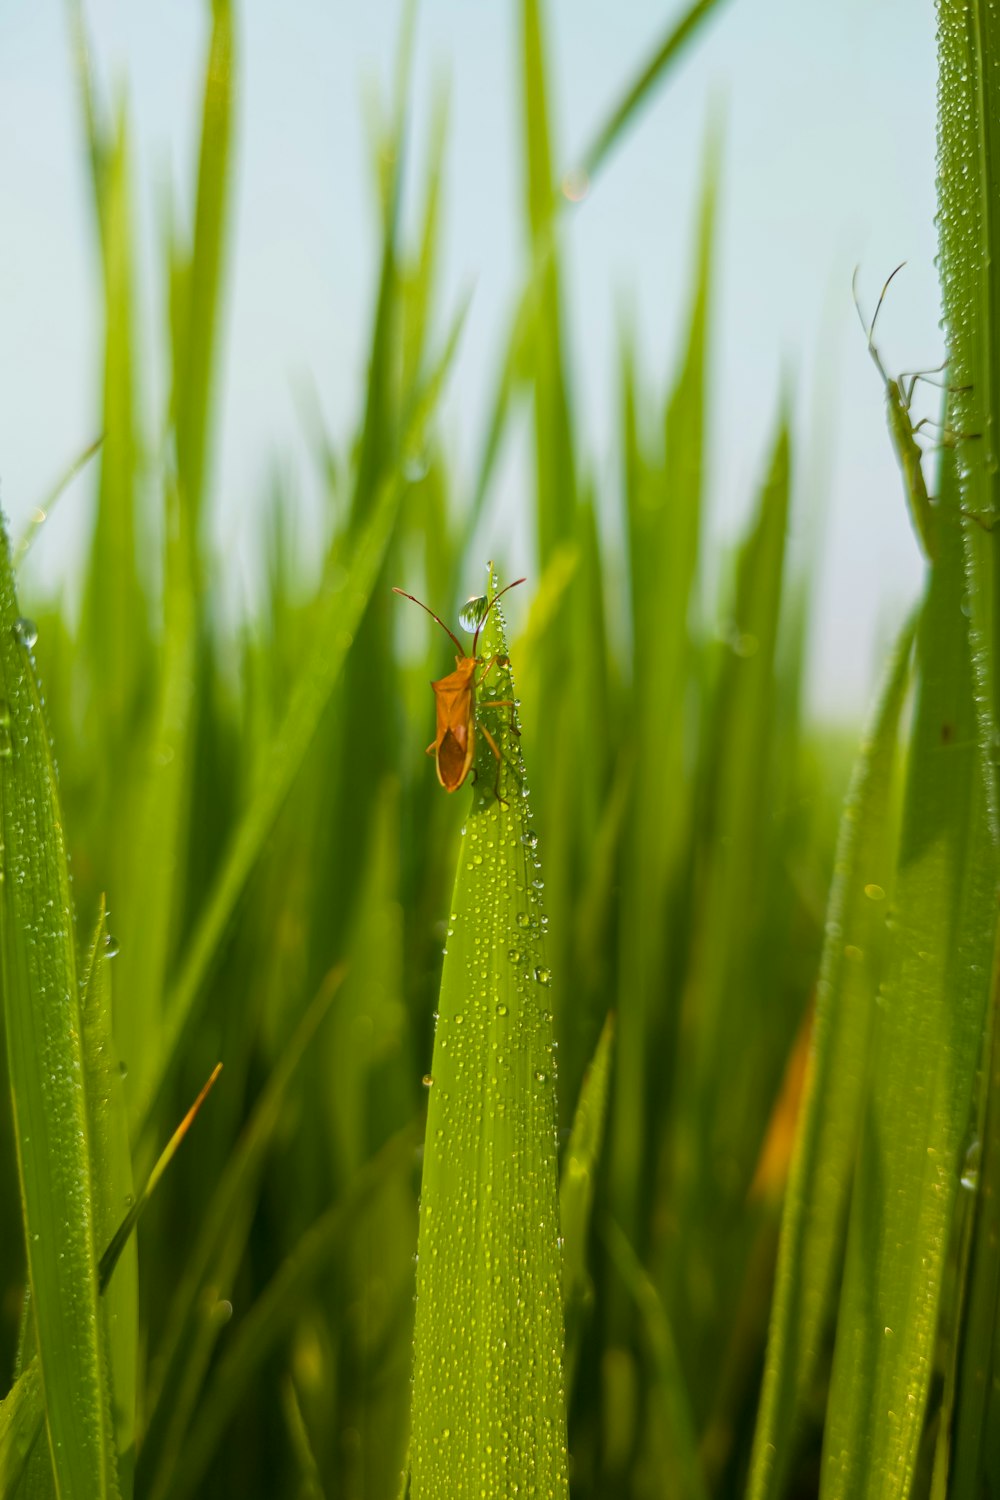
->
853, 262, 906, 384
392, 588, 465, 654
472, 576, 526, 654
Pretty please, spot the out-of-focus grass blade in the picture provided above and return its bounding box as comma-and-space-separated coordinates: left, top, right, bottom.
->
575, 0, 732, 185
116, 0, 233, 1114
159, 1125, 418, 1500
521, 0, 576, 564
279, 1378, 325, 1500
409, 566, 568, 1500
0, 520, 115, 1499
99, 1064, 222, 1295
80, 901, 136, 1497
561, 1013, 614, 1382
14, 437, 103, 569
132, 310, 466, 1138
138, 971, 343, 1500
604, 1219, 707, 1500
613, 153, 714, 1245
821, 466, 997, 1498
80, 104, 146, 735
0, 1359, 44, 1495
747, 617, 914, 1500
174, 0, 233, 534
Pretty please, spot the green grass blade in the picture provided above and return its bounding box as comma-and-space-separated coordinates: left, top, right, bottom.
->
138, 973, 342, 1499
944, 940, 1000, 1497
821, 473, 997, 1499
409, 566, 568, 1500
576, 0, 733, 184
0, 522, 115, 1499
937, 0, 1000, 833
934, 17, 1000, 1486
174, 0, 234, 534
132, 311, 464, 1137
14, 437, 103, 570
79, 902, 136, 1497
80, 104, 146, 737
747, 617, 915, 1500
160, 1126, 419, 1500
560, 1013, 614, 1384
0, 1360, 44, 1496
604, 1219, 707, 1500
612, 150, 714, 1245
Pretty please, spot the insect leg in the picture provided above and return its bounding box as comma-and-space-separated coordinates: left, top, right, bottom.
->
479, 723, 509, 807
479, 698, 520, 736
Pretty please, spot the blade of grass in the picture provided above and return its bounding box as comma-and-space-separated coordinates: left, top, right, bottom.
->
604, 1218, 707, 1500
561, 1013, 615, 1386
575, 0, 732, 185
933, 10, 1000, 1488
0, 1359, 44, 1496
158, 1124, 419, 1500
174, 0, 234, 539
132, 307, 466, 1139
14, 437, 103, 569
0, 520, 115, 1498
821, 462, 997, 1499
409, 565, 568, 1500
138, 971, 343, 1499
747, 616, 915, 1500
80, 901, 136, 1497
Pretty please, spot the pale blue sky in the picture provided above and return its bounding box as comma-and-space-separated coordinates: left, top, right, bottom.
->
0, 0, 937, 716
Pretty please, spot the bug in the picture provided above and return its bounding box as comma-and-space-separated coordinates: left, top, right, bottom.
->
393, 577, 526, 800
853, 262, 950, 563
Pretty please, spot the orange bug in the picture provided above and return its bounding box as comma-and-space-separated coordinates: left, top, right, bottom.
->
393, 577, 525, 799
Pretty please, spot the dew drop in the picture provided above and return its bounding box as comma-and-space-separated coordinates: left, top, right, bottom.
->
402, 450, 430, 484
459, 595, 489, 633
534, 967, 552, 986
13, 618, 37, 649
104, 933, 120, 958
422, 1074, 434, 1088
864, 883, 886, 901
961, 1139, 981, 1191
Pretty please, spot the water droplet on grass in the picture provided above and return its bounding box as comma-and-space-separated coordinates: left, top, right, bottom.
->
459, 595, 489, 632
13, 618, 37, 649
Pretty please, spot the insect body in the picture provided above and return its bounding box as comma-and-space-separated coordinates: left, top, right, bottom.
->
853, 263, 942, 563
393, 577, 525, 798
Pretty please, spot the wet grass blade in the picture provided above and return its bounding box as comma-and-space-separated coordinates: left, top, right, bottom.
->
821, 472, 997, 1497
747, 617, 914, 1500
79, 902, 136, 1496
409, 566, 568, 1499
934, 13, 1000, 1487
0, 521, 115, 1498
937, 0, 1000, 831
